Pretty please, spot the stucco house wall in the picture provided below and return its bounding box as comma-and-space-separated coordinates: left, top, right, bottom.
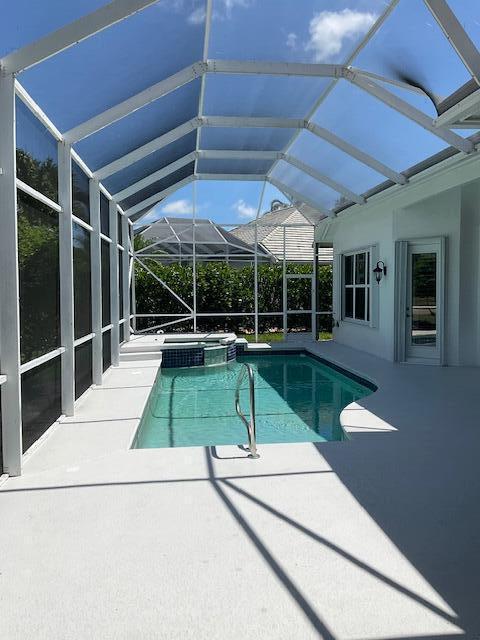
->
317, 153, 480, 366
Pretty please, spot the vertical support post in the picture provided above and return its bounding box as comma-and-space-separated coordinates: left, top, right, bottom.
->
89, 178, 103, 384
283, 226, 287, 339
0, 73, 22, 475
312, 241, 318, 341
121, 214, 130, 342
109, 199, 120, 365
254, 223, 258, 341
192, 179, 197, 332
253, 181, 266, 342
58, 141, 75, 415
130, 223, 137, 333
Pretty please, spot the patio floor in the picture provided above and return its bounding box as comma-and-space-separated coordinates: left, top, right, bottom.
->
0, 341, 479, 639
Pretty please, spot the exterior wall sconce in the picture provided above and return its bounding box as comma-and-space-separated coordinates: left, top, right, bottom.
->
373, 260, 387, 283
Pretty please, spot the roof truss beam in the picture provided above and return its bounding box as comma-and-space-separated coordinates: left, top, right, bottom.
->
114, 148, 363, 207
95, 118, 200, 180
305, 121, 407, 184
0, 0, 159, 74
267, 177, 333, 218
206, 60, 345, 78
127, 175, 195, 220
64, 62, 207, 143
424, 0, 480, 85
346, 70, 474, 153
283, 155, 365, 205
113, 152, 196, 201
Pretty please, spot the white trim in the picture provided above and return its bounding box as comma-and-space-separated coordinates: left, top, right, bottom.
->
109, 200, 120, 366
58, 141, 75, 416
14, 81, 63, 140
102, 324, 114, 332
121, 214, 131, 340
16, 179, 62, 212
72, 215, 93, 232
1, 0, 160, 74
71, 149, 94, 179
340, 247, 373, 326
198, 149, 282, 160
90, 178, 103, 385
100, 233, 113, 243
20, 347, 66, 374
202, 115, 304, 129
0, 73, 22, 475
74, 333, 95, 347
196, 173, 265, 181
206, 59, 345, 77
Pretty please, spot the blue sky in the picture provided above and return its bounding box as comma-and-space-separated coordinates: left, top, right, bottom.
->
3, 0, 476, 224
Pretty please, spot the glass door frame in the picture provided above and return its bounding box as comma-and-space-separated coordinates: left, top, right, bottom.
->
394, 237, 445, 365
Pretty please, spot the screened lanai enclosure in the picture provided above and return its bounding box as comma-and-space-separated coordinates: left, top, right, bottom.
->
1, 0, 480, 475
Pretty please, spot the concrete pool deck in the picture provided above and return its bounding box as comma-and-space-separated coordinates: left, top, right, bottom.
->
0, 340, 479, 639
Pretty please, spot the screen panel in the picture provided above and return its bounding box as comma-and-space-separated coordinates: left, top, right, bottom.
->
203, 74, 330, 118
199, 127, 296, 151
74, 79, 201, 171
18, 191, 60, 364
21, 1, 205, 132
75, 341, 93, 400
209, 0, 383, 64
72, 161, 90, 223
101, 240, 111, 326
73, 223, 92, 339
103, 131, 197, 195
21, 356, 61, 452
16, 96, 58, 203
311, 79, 447, 173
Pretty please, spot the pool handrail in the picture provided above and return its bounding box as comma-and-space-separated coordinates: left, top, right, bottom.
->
234, 363, 259, 459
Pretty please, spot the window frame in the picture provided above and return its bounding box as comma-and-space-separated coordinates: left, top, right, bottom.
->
341, 247, 372, 326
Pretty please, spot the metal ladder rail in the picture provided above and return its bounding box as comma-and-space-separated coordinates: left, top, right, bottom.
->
234, 363, 259, 459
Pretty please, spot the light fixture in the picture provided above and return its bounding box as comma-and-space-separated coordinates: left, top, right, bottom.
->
373, 260, 387, 283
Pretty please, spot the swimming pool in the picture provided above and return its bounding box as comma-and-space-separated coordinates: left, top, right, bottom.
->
132, 352, 374, 450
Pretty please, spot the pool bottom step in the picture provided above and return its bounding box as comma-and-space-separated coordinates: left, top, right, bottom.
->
134, 413, 339, 449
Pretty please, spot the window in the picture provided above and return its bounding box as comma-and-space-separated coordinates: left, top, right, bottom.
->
342, 249, 370, 323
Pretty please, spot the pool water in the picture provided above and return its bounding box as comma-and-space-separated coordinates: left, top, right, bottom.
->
133, 353, 374, 449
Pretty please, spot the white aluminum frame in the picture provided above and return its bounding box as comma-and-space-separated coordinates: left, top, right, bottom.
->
0, 73, 22, 476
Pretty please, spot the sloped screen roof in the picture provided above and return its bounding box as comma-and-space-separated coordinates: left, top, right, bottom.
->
3, 0, 480, 229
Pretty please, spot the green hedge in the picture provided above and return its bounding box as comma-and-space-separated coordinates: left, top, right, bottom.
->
135, 259, 332, 334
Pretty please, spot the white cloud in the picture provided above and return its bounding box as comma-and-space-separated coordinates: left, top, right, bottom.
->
305, 9, 377, 62
212, 0, 252, 21
161, 199, 194, 215
188, 6, 205, 24
286, 32, 298, 50
232, 199, 256, 220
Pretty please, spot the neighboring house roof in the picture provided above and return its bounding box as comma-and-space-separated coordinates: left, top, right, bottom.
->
231, 205, 333, 263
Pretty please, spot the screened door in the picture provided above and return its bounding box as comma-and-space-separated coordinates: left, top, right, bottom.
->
405, 240, 444, 363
